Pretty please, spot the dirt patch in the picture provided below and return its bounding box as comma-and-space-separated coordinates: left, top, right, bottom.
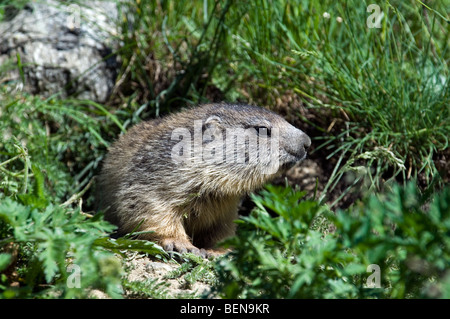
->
123, 252, 213, 298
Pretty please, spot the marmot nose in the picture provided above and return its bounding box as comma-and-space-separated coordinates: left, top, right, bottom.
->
302, 133, 311, 150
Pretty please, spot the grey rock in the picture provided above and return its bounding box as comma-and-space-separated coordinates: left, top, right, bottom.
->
0, 0, 120, 102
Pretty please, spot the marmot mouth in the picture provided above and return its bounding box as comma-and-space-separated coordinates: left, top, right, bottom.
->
281, 151, 307, 170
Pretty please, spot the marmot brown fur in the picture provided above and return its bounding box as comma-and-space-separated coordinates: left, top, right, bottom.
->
96, 103, 311, 257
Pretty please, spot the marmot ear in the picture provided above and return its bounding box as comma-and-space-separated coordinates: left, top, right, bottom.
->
202, 115, 223, 142
204, 115, 223, 130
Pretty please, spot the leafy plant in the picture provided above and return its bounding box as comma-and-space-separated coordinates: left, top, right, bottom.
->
0, 197, 123, 298
333, 182, 450, 298
0, 161, 168, 298
166, 253, 218, 289
215, 183, 450, 298
0, 89, 168, 298
122, 278, 171, 299
215, 185, 357, 298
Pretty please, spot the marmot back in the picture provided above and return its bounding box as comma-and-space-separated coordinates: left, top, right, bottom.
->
96, 103, 311, 257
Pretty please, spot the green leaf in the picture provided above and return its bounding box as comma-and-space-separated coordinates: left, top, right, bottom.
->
17, 164, 48, 209
0, 253, 12, 272
343, 263, 367, 276
93, 237, 168, 257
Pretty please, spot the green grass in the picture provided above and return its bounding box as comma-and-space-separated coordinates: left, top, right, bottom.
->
115, 0, 449, 199
308, 1, 449, 197
0, 90, 122, 200
217, 0, 449, 198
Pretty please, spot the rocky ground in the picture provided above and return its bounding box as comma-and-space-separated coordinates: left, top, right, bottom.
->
123, 252, 214, 298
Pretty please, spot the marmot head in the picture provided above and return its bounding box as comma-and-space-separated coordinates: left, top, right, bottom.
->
169, 103, 311, 192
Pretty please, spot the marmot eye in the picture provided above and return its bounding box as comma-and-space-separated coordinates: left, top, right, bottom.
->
255, 126, 271, 137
